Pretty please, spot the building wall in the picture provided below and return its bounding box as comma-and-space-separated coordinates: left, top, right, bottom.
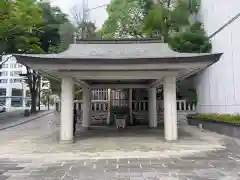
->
0, 55, 28, 111
195, 0, 240, 114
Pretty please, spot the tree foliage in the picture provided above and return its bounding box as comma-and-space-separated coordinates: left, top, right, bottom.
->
0, 0, 43, 54
168, 22, 212, 53
100, 0, 146, 38
38, 2, 70, 53
71, 4, 98, 40
100, 0, 211, 53
0, 0, 74, 112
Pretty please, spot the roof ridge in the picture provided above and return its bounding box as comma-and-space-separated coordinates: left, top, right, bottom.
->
76, 38, 164, 44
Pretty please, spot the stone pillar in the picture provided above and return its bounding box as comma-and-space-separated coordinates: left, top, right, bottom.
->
89, 88, 92, 126
163, 75, 177, 141
129, 88, 133, 125
148, 87, 157, 128
82, 87, 90, 128
60, 77, 74, 143
76, 101, 79, 111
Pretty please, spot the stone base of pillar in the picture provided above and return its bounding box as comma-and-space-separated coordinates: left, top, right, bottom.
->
59, 139, 74, 144
81, 126, 92, 131
164, 139, 179, 143
148, 126, 158, 129
106, 115, 111, 125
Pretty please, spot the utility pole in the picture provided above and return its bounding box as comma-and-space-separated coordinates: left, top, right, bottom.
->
38, 76, 41, 111
72, 1, 107, 41
81, 0, 88, 39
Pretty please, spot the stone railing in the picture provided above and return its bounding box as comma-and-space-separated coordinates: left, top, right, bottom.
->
132, 100, 196, 112
74, 99, 196, 112
74, 100, 108, 112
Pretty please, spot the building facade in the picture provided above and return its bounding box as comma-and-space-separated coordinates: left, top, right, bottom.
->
195, 0, 240, 114
0, 55, 28, 111
0, 55, 52, 111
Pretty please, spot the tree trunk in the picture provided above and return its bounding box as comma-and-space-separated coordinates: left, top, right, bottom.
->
38, 76, 41, 111
47, 95, 50, 110
31, 91, 37, 113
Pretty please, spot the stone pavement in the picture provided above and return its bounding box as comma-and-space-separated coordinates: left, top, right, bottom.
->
0, 113, 239, 179
1, 140, 240, 180
0, 110, 53, 130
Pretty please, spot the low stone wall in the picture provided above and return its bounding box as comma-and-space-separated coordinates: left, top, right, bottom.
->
187, 117, 240, 138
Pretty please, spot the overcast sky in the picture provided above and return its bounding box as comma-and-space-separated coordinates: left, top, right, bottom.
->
50, 0, 111, 28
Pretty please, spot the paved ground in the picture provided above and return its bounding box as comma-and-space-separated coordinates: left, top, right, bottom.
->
0, 113, 239, 179
0, 110, 25, 126
0, 109, 53, 131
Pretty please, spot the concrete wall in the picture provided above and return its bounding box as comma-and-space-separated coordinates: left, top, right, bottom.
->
195, 0, 240, 114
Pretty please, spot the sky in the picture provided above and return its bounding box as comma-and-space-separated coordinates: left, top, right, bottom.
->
50, 0, 111, 28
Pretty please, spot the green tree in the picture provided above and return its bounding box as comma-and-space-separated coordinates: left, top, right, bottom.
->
0, 0, 43, 54
48, 21, 75, 53
0, 0, 44, 113
38, 2, 71, 53
100, 0, 146, 38
100, 0, 211, 53
168, 22, 212, 53
0, 0, 73, 112
143, 0, 211, 52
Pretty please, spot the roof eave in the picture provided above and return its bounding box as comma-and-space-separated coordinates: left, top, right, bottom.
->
14, 53, 223, 65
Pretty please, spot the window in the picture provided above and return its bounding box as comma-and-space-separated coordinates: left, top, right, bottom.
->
42, 82, 49, 88
11, 88, 23, 96
10, 63, 18, 68
10, 71, 22, 76
0, 79, 8, 84
0, 97, 6, 106
11, 98, 23, 107
17, 63, 22, 68
0, 88, 6, 96
2, 64, 8, 68
11, 88, 23, 107
0, 71, 8, 76
10, 63, 22, 68
10, 79, 22, 83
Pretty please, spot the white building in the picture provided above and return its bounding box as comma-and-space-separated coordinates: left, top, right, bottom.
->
0, 55, 51, 111
0, 55, 28, 111
195, 0, 240, 114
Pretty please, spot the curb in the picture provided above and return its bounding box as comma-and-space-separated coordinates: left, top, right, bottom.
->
0, 110, 54, 131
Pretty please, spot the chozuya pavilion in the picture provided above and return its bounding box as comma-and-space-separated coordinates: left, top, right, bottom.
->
15, 39, 222, 144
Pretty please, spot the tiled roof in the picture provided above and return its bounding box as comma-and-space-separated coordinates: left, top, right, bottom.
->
15, 41, 215, 60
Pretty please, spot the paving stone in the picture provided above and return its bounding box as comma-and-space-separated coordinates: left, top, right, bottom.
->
0, 175, 10, 180
1, 113, 240, 179
116, 172, 142, 178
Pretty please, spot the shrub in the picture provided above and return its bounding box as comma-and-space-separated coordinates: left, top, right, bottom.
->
188, 114, 240, 124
